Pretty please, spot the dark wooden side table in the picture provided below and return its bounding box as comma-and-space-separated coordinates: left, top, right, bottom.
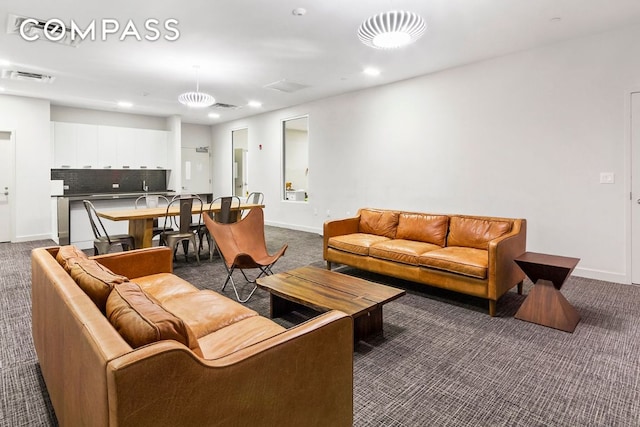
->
514, 252, 581, 333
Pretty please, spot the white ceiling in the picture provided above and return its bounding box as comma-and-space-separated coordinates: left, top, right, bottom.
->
2, 0, 640, 125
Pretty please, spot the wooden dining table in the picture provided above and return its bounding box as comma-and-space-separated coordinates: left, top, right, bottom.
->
96, 202, 264, 249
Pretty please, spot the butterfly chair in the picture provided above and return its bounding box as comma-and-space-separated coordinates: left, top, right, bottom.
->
134, 194, 172, 238
159, 195, 202, 263
199, 195, 241, 260
242, 192, 264, 218
203, 207, 287, 302
83, 200, 135, 255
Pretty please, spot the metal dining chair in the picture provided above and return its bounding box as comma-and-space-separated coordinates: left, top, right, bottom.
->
159, 195, 203, 263
242, 192, 264, 218
134, 194, 172, 238
83, 200, 135, 255
200, 195, 241, 260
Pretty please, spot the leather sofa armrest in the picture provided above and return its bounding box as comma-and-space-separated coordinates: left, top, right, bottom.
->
91, 247, 173, 279
487, 219, 527, 300
323, 216, 360, 259
107, 311, 353, 427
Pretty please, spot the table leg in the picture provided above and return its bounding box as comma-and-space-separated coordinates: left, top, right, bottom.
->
129, 218, 154, 249
270, 294, 304, 318
354, 306, 383, 343
515, 279, 580, 332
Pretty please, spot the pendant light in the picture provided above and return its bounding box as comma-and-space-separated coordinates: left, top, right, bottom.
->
178, 66, 215, 108
358, 10, 426, 49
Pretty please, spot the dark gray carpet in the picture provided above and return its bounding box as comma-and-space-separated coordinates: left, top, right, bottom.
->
1, 229, 639, 426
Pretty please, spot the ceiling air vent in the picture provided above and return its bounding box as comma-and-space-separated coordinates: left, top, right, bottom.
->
211, 102, 241, 109
264, 79, 309, 93
1, 69, 56, 83
6, 13, 81, 47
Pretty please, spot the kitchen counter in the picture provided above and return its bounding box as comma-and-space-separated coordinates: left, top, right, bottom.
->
55, 192, 177, 201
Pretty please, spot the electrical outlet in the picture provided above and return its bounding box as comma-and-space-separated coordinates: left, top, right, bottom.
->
599, 172, 614, 184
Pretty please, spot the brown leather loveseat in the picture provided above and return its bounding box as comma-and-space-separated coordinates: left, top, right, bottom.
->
323, 208, 526, 316
31, 245, 353, 427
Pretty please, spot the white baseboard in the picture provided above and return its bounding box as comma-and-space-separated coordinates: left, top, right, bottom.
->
14, 233, 55, 243
264, 220, 322, 235
573, 267, 629, 285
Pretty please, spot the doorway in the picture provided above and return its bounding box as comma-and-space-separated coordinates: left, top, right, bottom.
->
632, 92, 640, 284
232, 128, 248, 197
0, 130, 14, 242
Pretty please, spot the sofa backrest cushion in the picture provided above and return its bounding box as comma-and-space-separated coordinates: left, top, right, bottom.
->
70, 259, 129, 312
106, 281, 203, 357
359, 209, 399, 238
396, 213, 449, 247
55, 245, 89, 273
447, 216, 512, 250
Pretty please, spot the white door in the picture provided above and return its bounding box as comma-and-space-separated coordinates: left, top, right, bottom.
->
232, 128, 248, 197
632, 92, 640, 283
0, 131, 14, 242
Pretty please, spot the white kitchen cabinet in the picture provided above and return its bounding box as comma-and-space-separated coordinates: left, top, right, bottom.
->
97, 126, 119, 168
75, 124, 99, 168
52, 122, 78, 168
52, 122, 99, 168
55, 122, 170, 170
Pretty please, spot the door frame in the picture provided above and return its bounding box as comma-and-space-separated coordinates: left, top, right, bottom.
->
231, 127, 249, 197
627, 91, 640, 285
0, 129, 16, 243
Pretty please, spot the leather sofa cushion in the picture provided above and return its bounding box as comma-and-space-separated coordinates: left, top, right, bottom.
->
70, 259, 128, 312
447, 216, 511, 250
359, 209, 399, 238
198, 316, 286, 359
369, 239, 441, 266
419, 247, 489, 279
396, 213, 449, 246
106, 281, 203, 357
134, 273, 198, 304
56, 245, 89, 273
328, 233, 390, 256
160, 290, 258, 338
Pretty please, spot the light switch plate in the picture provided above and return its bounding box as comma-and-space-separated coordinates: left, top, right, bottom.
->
600, 172, 615, 184
112, 183, 120, 188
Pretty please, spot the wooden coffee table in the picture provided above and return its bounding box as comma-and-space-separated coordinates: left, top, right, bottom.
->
256, 266, 405, 343
514, 252, 581, 332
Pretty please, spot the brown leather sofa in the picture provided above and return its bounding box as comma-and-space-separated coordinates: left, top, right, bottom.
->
324, 208, 526, 316
31, 245, 353, 427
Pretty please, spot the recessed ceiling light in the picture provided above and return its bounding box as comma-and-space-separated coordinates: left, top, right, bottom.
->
363, 67, 381, 76
0, 59, 10, 67
0, 87, 5, 92
248, 100, 262, 108
208, 112, 220, 119
117, 101, 133, 108
292, 8, 307, 16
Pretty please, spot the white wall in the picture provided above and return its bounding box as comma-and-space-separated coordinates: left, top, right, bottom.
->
0, 95, 51, 242
51, 105, 167, 130
211, 24, 640, 284
181, 123, 212, 194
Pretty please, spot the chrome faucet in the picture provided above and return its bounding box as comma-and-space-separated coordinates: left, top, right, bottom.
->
142, 180, 148, 192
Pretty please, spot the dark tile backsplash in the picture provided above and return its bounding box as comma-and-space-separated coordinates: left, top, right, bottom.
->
51, 169, 168, 195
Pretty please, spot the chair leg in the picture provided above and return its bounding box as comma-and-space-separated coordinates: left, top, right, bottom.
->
181, 240, 189, 263
225, 274, 258, 303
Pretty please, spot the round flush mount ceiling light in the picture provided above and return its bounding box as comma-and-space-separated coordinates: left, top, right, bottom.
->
358, 10, 426, 49
178, 66, 216, 108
